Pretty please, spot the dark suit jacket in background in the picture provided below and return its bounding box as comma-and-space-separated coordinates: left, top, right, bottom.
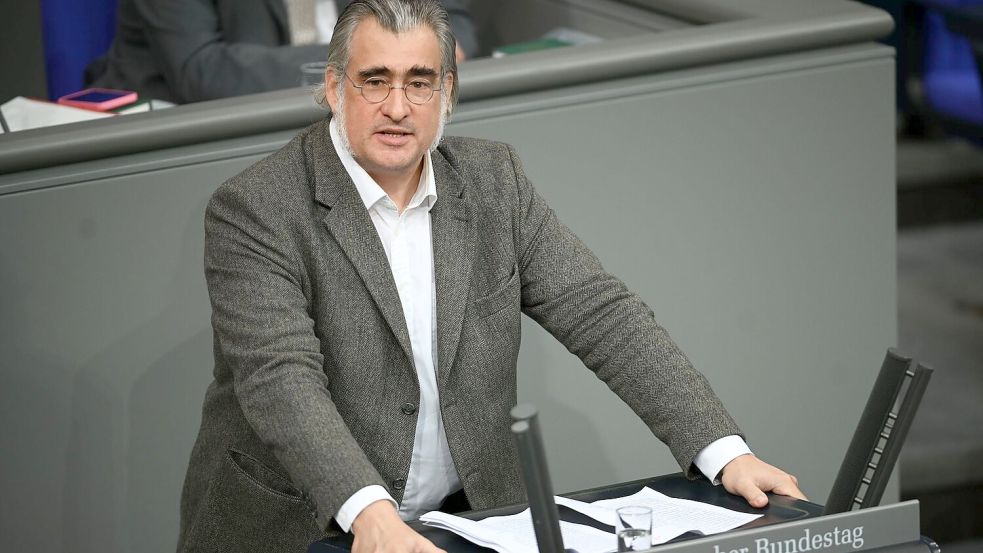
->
177, 118, 742, 552
90, 0, 478, 104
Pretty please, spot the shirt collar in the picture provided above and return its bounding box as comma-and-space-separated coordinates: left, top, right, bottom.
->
329, 118, 437, 212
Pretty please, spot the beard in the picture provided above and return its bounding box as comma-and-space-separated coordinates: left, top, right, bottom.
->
333, 83, 449, 160
430, 94, 449, 152
333, 80, 356, 158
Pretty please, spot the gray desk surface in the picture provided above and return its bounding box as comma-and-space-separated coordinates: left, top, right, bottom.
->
309, 475, 928, 553
0, 0, 891, 177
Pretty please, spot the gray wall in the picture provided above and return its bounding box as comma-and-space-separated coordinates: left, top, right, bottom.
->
0, 40, 895, 553
478, 46, 898, 494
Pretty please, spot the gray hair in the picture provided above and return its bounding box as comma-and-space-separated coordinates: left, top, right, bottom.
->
314, 0, 459, 117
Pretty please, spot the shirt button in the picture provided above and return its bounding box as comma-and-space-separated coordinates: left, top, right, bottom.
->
401, 402, 417, 415
392, 478, 406, 491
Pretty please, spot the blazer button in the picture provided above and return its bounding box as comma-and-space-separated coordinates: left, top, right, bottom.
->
392, 478, 406, 491
401, 402, 417, 415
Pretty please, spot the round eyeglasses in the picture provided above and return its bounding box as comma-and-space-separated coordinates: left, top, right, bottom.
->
345, 73, 442, 105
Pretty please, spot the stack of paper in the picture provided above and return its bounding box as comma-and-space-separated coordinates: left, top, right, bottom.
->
420, 487, 762, 552
421, 509, 614, 553
558, 487, 762, 545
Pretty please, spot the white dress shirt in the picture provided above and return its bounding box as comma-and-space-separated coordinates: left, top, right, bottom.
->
326, 119, 752, 532
330, 120, 461, 531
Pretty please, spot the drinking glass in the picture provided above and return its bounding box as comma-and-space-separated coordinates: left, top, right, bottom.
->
616, 505, 652, 552
300, 62, 330, 87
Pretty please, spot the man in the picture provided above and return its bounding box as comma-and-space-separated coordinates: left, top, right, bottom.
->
179, 1, 805, 552
88, 0, 476, 104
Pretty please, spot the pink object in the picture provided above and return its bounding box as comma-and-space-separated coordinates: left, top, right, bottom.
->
57, 88, 137, 112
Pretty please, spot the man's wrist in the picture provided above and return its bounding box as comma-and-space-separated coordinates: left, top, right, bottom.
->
336, 485, 397, 533
351, 500, 401, 535
693, 435, 753, 484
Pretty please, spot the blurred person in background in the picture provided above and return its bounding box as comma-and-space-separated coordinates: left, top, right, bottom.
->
87, 0, 477, 104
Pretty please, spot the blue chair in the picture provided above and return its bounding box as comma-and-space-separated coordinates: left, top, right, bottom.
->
41, 0, 118, 100
907, 0, 983, 139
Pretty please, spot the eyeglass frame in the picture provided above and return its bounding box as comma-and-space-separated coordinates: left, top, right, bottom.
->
343, 72, 446, 105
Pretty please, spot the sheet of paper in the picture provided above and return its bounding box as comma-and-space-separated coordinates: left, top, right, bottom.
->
0, 96, 113, 133
555, 487, 762, 545
421, 508, 615, 553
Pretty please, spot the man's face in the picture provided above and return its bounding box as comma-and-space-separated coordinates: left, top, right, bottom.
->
327, 17, 453, 184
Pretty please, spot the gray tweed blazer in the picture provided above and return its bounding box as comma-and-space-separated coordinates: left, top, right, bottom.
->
177, 118, 742, 552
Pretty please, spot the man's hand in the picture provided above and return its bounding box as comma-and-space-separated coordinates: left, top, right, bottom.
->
720, 454, 806, 509
351, 500, 445, 553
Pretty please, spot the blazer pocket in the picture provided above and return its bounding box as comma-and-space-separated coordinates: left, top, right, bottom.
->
178, 449, 324, 553
227, 448, 305, 501
474, 265, 520, 319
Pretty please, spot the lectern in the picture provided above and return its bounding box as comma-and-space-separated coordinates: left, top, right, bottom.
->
310, 349, 936, 553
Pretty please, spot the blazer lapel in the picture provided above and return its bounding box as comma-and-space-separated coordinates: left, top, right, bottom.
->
308, 122, 415, 366
430, 151, 477, 387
